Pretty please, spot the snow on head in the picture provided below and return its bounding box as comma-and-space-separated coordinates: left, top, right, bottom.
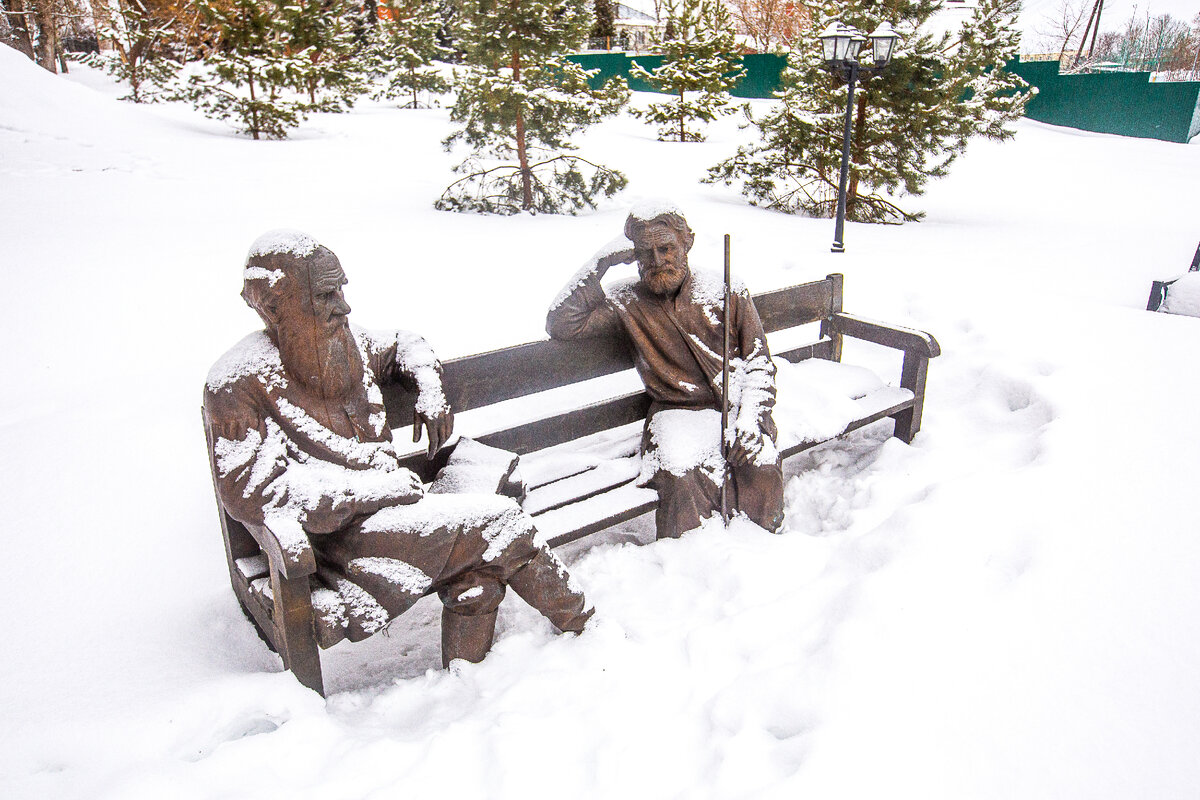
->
246, 229, 321, 264
243, 265, 285, 287
242, 230, 323, 300
624, 198, 694, 250
628, 198, 685, 223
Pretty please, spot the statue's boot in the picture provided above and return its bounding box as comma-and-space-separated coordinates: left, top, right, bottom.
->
441, 608, 497, 668
508, 548, 594, 634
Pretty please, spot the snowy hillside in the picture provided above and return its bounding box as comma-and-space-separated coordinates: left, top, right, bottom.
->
2, 43, 1199, 799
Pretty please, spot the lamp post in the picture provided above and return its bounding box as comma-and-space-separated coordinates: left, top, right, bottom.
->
818, 21, 900, 253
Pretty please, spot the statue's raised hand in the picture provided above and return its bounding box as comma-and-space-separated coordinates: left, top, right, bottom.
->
593, 236, 637, 274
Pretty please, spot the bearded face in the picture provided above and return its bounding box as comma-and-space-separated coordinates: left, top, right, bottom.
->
633, 222, 690, 297
258, 249, 364, 402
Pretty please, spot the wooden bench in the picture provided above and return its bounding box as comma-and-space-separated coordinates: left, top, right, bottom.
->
1147, 241, 1200, 312
205, 272, 940, 695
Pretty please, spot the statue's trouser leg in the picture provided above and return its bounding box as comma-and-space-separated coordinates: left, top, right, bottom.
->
651, 456, 785, 538
651, 467, 718, 539
440, 608, 497, 667
731, 458, 785, 533
433, 516, 519, 666
507, 548, 594, 633
434, 500, 591, 661
321, 496, 591, 660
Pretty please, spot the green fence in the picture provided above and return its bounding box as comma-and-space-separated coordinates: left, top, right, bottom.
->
568, 52, 1200, 143
1009, 60, 1200, 144
567, 52, 788, 99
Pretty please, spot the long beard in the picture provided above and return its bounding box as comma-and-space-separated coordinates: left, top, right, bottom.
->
642, 264, 687, 296
277, 322, 364, 402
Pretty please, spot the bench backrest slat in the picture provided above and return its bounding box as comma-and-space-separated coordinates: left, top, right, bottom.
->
754, 277, 836, 334
383, 275, 840, 430
466, 392, 650, 457
396, 391, 651, 479
383, 335, 634, 429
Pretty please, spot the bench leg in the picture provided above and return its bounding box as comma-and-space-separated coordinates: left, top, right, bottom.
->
234, 587, 278, 653
1147, 280, 1169, 312
893, 351, 928, 444
271, 571, 325, 697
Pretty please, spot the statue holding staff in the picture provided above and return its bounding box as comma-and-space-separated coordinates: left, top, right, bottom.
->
546, 203, 785, 538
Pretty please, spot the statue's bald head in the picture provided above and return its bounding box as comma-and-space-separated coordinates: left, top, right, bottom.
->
241, 230, 348, 331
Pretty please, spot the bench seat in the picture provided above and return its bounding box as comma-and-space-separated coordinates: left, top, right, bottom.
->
519, 359, 916, 546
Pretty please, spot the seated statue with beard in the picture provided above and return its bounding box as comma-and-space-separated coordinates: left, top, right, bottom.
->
204, 230, 592, 666
546, 203, 785, 539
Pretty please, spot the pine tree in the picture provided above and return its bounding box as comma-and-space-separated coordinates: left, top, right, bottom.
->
437, 0, 631, 215
185, 0, 323, 139
82, 0, 180, 103
591, 0, 616, 42
284, 0, 370, 110
630, 0, 745, 142
367, 0, 450, 108
706, 0, 1032, 222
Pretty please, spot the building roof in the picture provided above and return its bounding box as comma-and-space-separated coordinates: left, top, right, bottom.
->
617, 2, 659, 24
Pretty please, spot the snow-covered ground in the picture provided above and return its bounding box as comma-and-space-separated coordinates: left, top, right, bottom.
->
3, 44, 1199, 799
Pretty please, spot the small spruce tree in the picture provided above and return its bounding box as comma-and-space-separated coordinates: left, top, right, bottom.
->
591, 0, 616, 44
82, 0, 180, 103
284, 0, 370, 110
630, 0, 744, 142
705, 0, 1032, 222
367, 0, 450, 108
437, 0, 631, 215
185, 0, 323, 139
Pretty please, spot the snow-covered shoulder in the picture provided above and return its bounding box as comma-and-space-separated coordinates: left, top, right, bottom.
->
689, 267, 749, 307
604, 274, 642, 307
205, 330, 286, 393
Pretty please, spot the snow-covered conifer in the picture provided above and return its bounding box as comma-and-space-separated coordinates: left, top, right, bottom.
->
82, 0, 180, 103
184, 0, 322, 139
367, 0, 450, 109
705, 0, 1033, 222
591, 0, 616, 44
437, 0, 630, 215
630, 0, 745, 142
283, 0, 370, 110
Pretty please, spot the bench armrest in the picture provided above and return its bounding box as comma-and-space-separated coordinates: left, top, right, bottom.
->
246, 517, 317, 580
832, 312, 941, 358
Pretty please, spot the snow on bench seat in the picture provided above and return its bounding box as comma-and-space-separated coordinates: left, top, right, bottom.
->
522, 359, 914, 545
522, 456, 642, 516
534, 483, 659, 547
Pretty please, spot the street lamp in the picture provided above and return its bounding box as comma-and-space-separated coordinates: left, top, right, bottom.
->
819, 20, 901, 253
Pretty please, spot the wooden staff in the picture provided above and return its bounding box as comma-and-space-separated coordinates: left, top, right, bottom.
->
721, 234, 732, 525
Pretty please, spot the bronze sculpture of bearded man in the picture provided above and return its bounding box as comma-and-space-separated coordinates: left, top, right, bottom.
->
546, 204, 785, 538
204, 230, 592, 668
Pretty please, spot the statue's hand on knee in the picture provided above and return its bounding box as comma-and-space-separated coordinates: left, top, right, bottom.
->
728, 426, 766, 467
382, 467, 425, 505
